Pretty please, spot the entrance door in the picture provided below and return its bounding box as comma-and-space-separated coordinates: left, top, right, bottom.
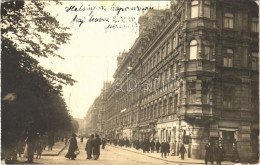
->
222, 131, 235, 158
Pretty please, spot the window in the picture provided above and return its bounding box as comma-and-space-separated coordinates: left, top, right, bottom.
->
174, 94, 178, 112
154, 56, 156, 67
252, 52, 259, 70
204, 40, 210, 60
202, 82, 209, 104
172, 37, 176, 50
158, 102, 162, 116
190, 40, 198, 60
157, 51, 161, 63
203, 1, 210, 18
168, 98, 173, 114
188, 82, 196, 103
252, 17, 259, 33
163, 100, 167, 115
154, 104, 157, 118
224, 13, 234, 29
167, 42, 171, 55
223, 49, 233, 67
191, 0, 199, 18
223, 87, 233, 109
162, 46, 165, 59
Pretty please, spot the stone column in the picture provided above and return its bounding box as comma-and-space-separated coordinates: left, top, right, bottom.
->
190, 126, 205, 159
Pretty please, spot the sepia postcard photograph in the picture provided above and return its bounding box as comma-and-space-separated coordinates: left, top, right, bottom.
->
1, 0, 259, 164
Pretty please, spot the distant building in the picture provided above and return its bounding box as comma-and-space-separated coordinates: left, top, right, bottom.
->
85, 0, 259, 162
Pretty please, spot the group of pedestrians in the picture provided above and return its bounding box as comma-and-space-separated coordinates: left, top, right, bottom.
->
18, 131, 57, 163
85, 134, 102, 160
65, 133, 102, 161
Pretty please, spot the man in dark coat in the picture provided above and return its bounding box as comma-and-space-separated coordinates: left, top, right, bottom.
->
85, 134, 94, 159
150, 140, 155, 153
161, 141, 167, 158
65, 134, 78, 160
213, 141, 223, 164
48, 132, 55, 151
156, 141, 160, 153
179, 144, 186, 160
205, 142, 214, 164
93, 134, 101, 160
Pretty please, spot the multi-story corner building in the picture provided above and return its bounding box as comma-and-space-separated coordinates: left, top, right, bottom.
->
87, 0, 259, 162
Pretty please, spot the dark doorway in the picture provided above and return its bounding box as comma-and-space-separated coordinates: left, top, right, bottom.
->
222, 131, 235, 158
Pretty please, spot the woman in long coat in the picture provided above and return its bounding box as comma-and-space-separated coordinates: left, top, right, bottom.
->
65, 134, 78, 160
93, 134, 101, 160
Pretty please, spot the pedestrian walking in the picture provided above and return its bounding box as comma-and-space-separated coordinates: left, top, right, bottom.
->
213, 141, 224, 164
65, 133, 78, 160
102, 138, 106, 149
85, 134, 94, 159
205, 142, 214, 164
48, 132, 55, 151
81, 137, 84, 143
156, 141, 160, 153
161, 141, 167, 158
93, 134, 101, 160
179, 144, 186, 160
150, 140, 155, 153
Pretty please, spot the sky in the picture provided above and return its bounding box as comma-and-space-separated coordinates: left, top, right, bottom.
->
39, 1, 169, 119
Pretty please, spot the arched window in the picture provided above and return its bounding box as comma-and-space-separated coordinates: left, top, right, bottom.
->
190, 40, 198, 60
224, 13, 234, 29
203, 40, 210, 60
191, 0, 199, 18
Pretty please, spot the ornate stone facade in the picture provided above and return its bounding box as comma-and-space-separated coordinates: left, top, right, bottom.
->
85, 0, 259, 162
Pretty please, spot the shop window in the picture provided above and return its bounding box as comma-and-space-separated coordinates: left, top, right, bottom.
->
189, 40, 198, 60
223, 49, 233, 67
203, 40, 210, 60
252, 17, 259, 33
204, 1, 211, 18
191, 0, 199, 18
224, 13, 234, 29
251, 52, 259, 70
188, 82, 196, 104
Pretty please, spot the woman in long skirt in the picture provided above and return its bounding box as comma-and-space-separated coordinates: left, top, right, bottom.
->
65, 134, 78, 160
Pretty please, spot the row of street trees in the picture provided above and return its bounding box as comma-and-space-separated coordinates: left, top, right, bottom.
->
2, 0, 78, 160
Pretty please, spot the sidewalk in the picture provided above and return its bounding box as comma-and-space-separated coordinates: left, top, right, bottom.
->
108, 144, 235, 165
41, 141, 67, 156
